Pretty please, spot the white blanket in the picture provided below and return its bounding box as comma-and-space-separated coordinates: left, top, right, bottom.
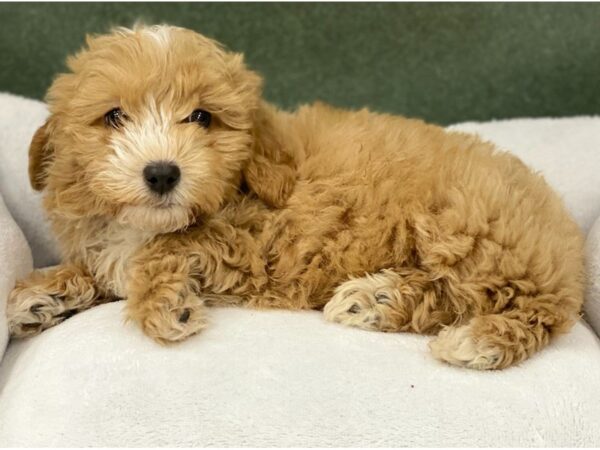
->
0, 194, 32, 362
1, 304, 600, 446
1, 92, 600, 446
585, 216, 600, 335
0, 93, 60, 268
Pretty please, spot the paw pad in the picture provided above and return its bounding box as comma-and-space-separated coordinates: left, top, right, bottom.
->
178, 309, 191, 323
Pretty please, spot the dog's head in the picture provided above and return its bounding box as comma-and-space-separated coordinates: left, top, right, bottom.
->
30, 25, 294, 232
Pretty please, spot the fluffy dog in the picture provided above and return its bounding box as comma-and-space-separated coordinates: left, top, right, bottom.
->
6, 24, 585, 370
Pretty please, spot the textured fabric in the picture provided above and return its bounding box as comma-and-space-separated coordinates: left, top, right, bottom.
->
1, 304, 600, 447
585, 216, 600, 336
0, 194, 33, 363
1, 3, 600, 125
0, 93, 59, 268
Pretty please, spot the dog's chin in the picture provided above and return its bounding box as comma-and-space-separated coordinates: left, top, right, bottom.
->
116, 204, 193, 233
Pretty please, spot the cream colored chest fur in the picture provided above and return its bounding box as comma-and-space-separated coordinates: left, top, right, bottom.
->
60, 219, 155, 298
91, 227, 153, 298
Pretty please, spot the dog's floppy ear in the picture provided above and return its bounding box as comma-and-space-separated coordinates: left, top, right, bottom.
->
243, 104, 296, 208
28, 121, 54, 191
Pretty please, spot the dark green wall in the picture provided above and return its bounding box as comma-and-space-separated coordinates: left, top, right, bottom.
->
1, 2, 599, 125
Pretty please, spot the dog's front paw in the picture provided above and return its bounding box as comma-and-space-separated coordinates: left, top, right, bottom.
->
7, 287, 66, 338
133, 292, 207, 344
7, 268, 98, 338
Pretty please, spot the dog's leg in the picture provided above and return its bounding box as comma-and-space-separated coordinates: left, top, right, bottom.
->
429, 297, 571, 370
126, 251, 208, 344
323, 269, 437, 332
325, 271, 568, 370
7, 264, 104, 338
125, 220, 271, 343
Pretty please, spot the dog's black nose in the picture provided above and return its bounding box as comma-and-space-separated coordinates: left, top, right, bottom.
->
143, 162, 180, 195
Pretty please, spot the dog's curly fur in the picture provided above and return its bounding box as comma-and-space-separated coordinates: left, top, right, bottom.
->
6, 25, 585, 369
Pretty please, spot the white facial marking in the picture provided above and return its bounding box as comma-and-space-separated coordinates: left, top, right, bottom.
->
94, 95, 211, 231
143, 25, 172, 49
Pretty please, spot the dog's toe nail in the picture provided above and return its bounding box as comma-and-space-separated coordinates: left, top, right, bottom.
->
348, 304, 360, 314
179, 308, 191, 323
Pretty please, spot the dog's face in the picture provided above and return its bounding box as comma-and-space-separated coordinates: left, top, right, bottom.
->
29, 25, 288, 233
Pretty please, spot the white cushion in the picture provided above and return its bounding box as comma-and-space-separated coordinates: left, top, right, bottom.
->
585, 216, 600, 335
0, 193, 33, 363
1, 303, 600, 446
0, 93, 59, 268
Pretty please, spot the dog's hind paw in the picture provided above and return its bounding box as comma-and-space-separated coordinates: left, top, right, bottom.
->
323, 270, 406, 332
429, 324, 502, 370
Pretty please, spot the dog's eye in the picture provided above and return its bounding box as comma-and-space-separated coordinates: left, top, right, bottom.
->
104, 108, 127, 129
186, 109, 211, 128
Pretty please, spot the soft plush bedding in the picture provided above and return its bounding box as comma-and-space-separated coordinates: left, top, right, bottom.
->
585, 216, 600, 335
0, 93, 59, 268
0, 194, 32, 363
2, 303, 600, 447
0, 92, 599, 446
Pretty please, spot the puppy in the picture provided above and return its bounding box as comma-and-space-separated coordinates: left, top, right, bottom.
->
7, 24, 585, 370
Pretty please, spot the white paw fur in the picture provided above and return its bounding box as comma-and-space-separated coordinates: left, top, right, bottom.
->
323, 270, 403, 331
429, 324, 502, 370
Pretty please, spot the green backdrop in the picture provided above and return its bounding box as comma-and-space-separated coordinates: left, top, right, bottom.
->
1, 2, 598, 125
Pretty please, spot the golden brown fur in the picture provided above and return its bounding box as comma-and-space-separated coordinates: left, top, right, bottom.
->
7, 25, 585, 369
